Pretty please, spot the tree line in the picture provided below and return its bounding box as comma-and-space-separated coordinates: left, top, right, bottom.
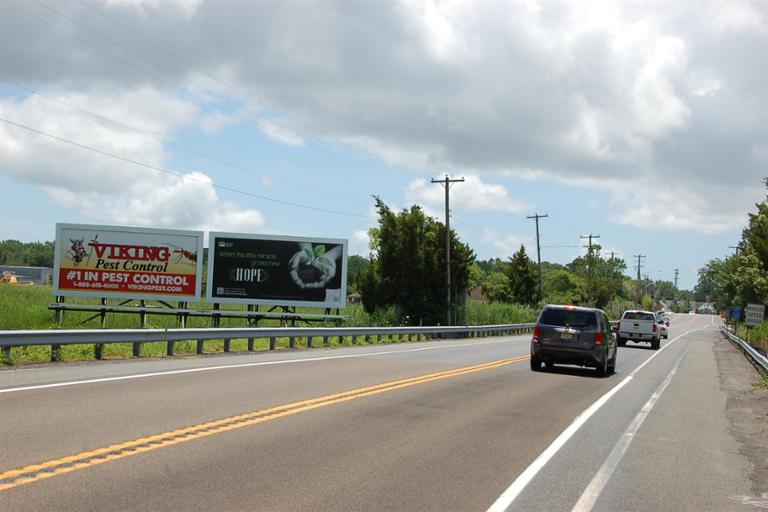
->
0, 240, 55, 267
694, 182, 768, 310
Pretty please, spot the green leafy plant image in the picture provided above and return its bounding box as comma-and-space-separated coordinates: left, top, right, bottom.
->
291, 244, 338, 288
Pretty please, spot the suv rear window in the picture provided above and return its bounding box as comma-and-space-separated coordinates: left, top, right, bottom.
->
539, 308, 597, 328
623, 312, 655, 321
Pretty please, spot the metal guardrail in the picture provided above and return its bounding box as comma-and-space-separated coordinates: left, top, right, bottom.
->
0, 323, 535, 362
721, 324, 768, 373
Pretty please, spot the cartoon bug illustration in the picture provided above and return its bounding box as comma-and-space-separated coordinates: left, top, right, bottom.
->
66, 238, 88, 266
163, 244, 198, 265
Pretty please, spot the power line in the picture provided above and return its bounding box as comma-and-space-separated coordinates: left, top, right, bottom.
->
75, 0, 391, 170
3, 0, 396, 174
451, 215, 485, 235
0, 117, 374, 219
4, 80, 368, 205
431, 175, 464, 326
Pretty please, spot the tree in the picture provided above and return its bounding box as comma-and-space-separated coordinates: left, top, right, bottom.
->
358, 198, 474, 325
468, 262, 486, 291
543, 269, 586, 305
346, 255, 370, 293
0, 240, 55, 267
567, 245, 627, 308
505, 245, 539, 306
482, 271, 511, 303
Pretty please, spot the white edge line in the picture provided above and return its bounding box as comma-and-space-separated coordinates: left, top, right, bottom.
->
0, 337, 525, 395
485, 328, 696, 512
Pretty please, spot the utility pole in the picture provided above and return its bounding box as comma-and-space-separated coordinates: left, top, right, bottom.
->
729, 245, 740, 255
634, 254, 646, 308
581, 234, 600, 302
674, 268, 679, 289
431, 174, 464, 326
527, 213, 548, 302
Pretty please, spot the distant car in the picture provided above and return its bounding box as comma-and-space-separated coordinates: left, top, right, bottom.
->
530, 305, 617, 377
656, 318, 669, 339
617, 310, 661, 349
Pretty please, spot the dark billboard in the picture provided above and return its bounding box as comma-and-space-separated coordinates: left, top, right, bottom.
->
207, 233, 347, 308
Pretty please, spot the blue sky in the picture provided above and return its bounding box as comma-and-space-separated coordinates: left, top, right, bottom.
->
1, 0, 766, 291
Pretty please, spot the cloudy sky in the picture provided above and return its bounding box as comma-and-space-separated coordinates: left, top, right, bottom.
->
0, 0, 766, 289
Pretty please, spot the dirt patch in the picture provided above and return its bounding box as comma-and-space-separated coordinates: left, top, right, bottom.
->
714, 334, 768, 497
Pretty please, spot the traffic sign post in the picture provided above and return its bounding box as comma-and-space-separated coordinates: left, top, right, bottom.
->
747, 304, 765, 326
746, 304, 765, 343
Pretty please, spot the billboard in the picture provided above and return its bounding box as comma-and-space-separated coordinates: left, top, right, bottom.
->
207, 232, 347, 308
54, 224, 203, 301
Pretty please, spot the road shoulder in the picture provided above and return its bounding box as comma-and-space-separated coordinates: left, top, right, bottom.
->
714, 331, 768, 506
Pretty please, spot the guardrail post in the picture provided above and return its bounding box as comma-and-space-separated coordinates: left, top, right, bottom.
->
224, 338, 231, 352
2, 346, 11, 362
196, 339, 204, 354
95, 343, 104, 360
167, 340, 175, 356
51, 344, 61, 362
323, 336, 329, 347
269, 337, 276, 350
307, 336, 313, 348
132, 342, 141, 358
289, 336, 296, 349
248, 338, 255, 351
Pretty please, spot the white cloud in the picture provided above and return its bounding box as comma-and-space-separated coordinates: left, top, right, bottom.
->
199, 109, 238, 134
0, 0, 765, 237
607, 182, 755, 234
0, 87, 265, 233
102, 0, 203, 19
350, 229, 371, 256
481, 227, 534, 259
258, 119, 305, 147
405, 174, 533, 213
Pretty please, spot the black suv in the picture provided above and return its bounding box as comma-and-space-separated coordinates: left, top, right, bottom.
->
530, 305, 617, 377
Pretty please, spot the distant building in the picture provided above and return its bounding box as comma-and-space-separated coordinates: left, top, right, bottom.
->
469, 286, 487, 303
0, 266, 52, 285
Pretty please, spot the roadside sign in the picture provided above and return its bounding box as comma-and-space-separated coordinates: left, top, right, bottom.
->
746, 304, 765, 327
207, 232, 348, 308
54, 224, 203, 301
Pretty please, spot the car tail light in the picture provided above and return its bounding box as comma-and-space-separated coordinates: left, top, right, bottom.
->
532, 325, 540, 342
652, 323, 657, 332
594, 331, 603, 345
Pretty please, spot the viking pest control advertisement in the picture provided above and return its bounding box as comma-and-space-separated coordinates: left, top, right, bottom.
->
54, 224, 204, 301
207, 233, 348, 308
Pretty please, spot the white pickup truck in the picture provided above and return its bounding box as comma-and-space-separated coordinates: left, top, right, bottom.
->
617, 310, 660, 350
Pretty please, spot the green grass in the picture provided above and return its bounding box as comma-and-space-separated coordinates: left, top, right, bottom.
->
0, 286, 536, 365
735, 321, 768, 354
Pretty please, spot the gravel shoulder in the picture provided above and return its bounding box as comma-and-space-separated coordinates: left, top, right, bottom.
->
714, 332, 768, 507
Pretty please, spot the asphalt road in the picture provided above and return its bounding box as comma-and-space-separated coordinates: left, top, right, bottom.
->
0, 314, 764, 511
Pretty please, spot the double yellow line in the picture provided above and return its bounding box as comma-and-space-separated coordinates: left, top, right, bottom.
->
0, 354, 529, 492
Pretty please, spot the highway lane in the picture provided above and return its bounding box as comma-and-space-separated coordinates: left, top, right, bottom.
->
0, 313, 759, 510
